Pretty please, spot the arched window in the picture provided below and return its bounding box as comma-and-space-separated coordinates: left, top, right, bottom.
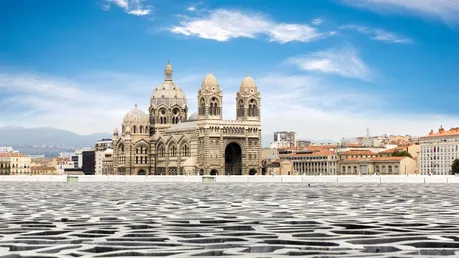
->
158, 145, 165, 157
136, 156, 139, 164
118, 143, 125, 154
395, 165, 399, 174
210, 97, 219, 116
238, 100, 244, 117
200, 98, 205, 115
169, 145, 177, 156
172, 109, 180, 124
388, 165, 393, 174
382, 166, 387, 174
182, 144, 189, 156
132, 125, 137, 134
248, 99, 258, 117
139, 126, 143, 134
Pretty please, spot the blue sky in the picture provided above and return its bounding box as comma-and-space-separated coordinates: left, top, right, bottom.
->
1, 0, 459, 145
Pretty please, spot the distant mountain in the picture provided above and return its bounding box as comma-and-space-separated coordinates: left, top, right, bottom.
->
0, 126, 111, 148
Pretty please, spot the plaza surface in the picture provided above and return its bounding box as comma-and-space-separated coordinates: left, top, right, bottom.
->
1, 182, 459, 257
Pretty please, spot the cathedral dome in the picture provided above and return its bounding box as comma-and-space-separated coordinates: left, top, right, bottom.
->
240, 75, 257, 89
201, 73, 219, 88
151, 62, 187, 108
123, 105, 148, 125
188, 112, 198, 121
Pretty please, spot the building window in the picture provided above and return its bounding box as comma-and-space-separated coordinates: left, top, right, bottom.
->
182, 145, 189, 157
169, 145, 177, 156
248, 99, 258, 117
158, 145, 165, 157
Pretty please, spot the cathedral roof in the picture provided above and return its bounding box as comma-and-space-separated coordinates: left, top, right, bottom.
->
151, 62, 187, 108
123, 105, 148, 125
201, 73, 219, 88
166, 121, 198, 132
240, 75, 257, 89
188, 112, 198, 121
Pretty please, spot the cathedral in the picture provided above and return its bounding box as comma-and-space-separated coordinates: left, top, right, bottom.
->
112, 62, 262, 176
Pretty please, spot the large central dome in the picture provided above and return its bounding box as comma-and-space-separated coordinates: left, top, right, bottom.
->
151, 62, 187, 108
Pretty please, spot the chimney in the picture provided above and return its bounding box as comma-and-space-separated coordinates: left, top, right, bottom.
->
438, 125, 444, 133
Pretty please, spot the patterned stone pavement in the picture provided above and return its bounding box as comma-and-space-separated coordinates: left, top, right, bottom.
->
1, 182, 459, 257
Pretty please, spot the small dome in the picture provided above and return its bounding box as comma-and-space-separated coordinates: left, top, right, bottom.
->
201, 73, 219, 88
114, 128, 119, 135
188, 112, 198, 121
267, 154, 280, 160
240, 75, 257, 89
123, 105, 148, 125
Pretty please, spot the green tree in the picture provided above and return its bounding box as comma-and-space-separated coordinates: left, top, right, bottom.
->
392, 150, 412, 158
451, 159, 459, 175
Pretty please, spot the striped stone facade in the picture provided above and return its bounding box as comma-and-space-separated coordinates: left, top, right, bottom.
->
112, 62, 262, 176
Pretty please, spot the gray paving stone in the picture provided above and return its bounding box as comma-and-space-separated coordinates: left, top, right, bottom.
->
0, 182, 459, 257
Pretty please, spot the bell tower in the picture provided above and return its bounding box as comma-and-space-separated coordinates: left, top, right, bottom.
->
198, 73, 223, 120
236, 75, 260, 122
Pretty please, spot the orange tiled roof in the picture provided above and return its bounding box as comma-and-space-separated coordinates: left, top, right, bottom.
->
0, 153, 29, 158
422, 126, 459, 138
339, 150, 375, 155
378, 145, 412, 154
341, 156, 407, 162
31, 166, 56, 170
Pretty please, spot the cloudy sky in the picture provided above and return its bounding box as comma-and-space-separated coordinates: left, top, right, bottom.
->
1, 0, 459, 145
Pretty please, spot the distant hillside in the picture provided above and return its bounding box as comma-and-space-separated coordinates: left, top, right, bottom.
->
0, 126, 111, 148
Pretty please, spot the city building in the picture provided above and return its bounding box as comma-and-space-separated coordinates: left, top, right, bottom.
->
0, 153, 31, 175
0, 156, 11, 175
102, 149, 114, 175
95, 139, 113, 175
71, 148, 91, 168
278, 147, 339, 175
271, 131, 296, 149
82, 150, 96, 175
420, 126, 459, 175
339, 157, 417, 175
31, 166, 57, 175
112, 62, 262, 175
52, 157, 74, 175
261, 154, 294, 175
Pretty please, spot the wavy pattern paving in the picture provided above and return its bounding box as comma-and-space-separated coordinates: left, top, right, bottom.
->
1, 182, 459, 257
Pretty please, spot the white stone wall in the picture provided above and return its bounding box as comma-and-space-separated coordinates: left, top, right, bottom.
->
420, 135, 459, 175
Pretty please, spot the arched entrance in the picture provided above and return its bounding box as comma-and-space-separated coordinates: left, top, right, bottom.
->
210, 169, 218, 176
138, 169, 146, 175
199, 169, 204, 175
225, 142, 242, 175
249, 169, 257, 175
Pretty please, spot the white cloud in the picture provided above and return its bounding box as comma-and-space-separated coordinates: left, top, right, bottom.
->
342, 0, 459, 25
170, 9, 330, 43
340, 25, 412, 44
287, 46, 373, 81
0, 70, 155, 135
105, 0, 153, 16
1, 68, 456, 146
312, 18, 324, 25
